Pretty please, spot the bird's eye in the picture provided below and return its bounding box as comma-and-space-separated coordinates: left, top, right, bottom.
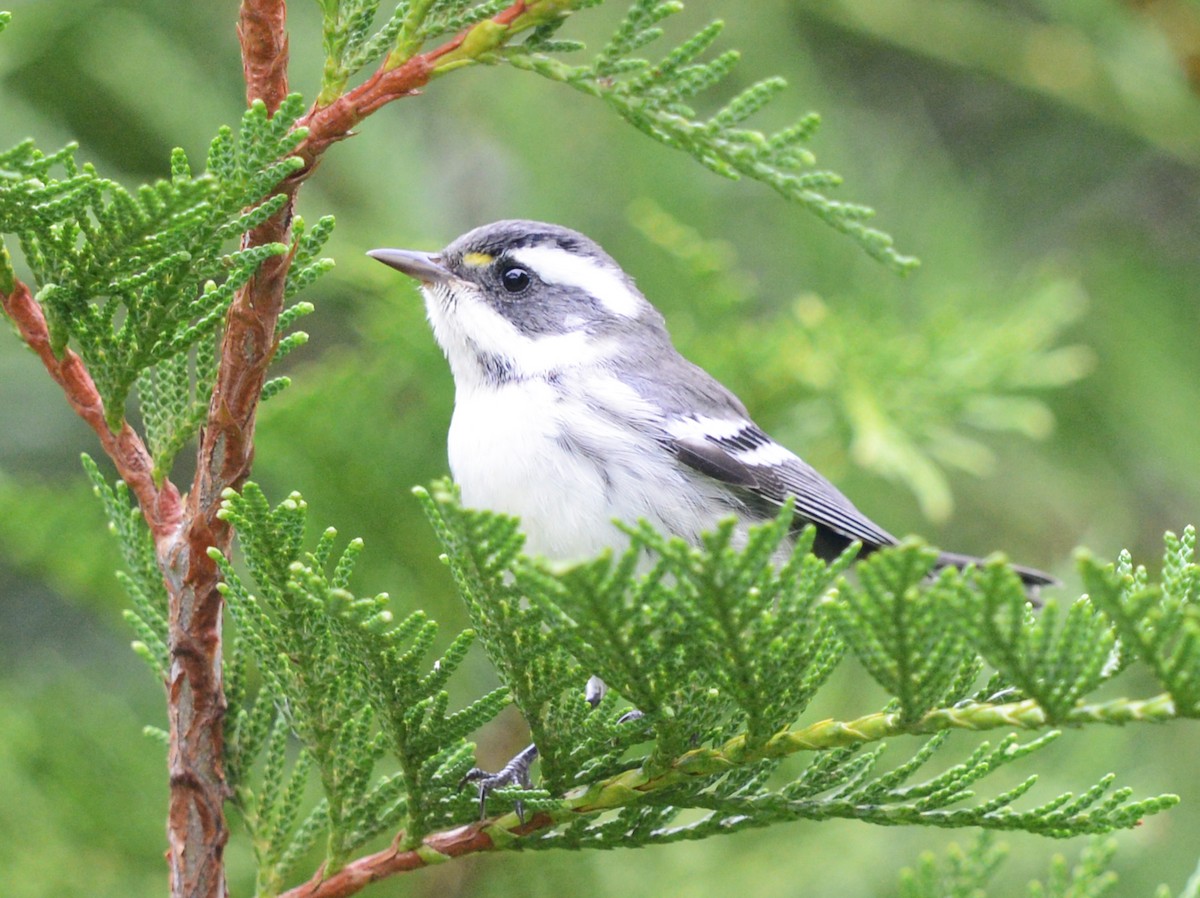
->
500, 265, 531, 294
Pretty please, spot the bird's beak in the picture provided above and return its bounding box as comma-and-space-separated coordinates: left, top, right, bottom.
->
367, 248, 451, 284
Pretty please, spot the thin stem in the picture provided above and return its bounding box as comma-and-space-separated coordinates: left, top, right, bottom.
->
239, 0, 290, 111
0, 277, 182, 538
292, 2, 531, 174
278, 693, 1179, 898
159, 4, 296, 898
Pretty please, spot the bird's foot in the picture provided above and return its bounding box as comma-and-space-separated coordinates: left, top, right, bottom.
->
460, 678, 642, 822
459, 742, 539, 822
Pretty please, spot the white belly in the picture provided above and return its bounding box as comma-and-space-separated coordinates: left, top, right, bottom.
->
448, 380, 730, 561
448, 381, 610, 559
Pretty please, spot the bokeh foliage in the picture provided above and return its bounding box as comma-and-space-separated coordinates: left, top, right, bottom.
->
2, 1, 1200, 897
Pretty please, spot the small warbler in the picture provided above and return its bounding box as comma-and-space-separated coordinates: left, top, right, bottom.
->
369, 219, 1053, 588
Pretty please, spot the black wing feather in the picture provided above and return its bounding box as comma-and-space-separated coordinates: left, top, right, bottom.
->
668, 422, 897, 553
627, 354, 1053, 587
667, 424, 1056, 587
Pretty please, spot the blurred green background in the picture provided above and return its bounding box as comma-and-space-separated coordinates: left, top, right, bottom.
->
2, 0, 1199, 895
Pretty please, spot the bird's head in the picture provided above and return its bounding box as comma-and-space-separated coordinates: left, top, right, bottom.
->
369, 220, 666, 389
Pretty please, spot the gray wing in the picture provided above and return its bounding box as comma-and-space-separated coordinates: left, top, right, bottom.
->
666, 416, 897, 557
615, 339, 896, 558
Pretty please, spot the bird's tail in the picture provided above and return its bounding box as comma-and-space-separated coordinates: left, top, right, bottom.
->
934, 551, 1058, 591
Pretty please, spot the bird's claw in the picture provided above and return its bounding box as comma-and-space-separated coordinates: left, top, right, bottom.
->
457, 681, 641, 822
459, 743, 538, 822
983, 686, 1023, 704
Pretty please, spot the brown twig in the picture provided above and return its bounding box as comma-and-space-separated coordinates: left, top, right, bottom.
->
152, 8, 540, 895
292, 2, 530, 176
0, 274, 229, 898
238, 0, 290, 110
153, 3, 297, 897
279, 816, 551, 898
0, 277, 183, 538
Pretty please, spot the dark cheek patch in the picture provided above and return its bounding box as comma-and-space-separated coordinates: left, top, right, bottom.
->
465, 337, 516, 385
479, 352, 514, 384
488, 283, 609, 336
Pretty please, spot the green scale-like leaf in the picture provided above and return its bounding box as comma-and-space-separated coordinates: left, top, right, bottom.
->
415, 480, 596, 792
421, 485, 1181, 844
81, 454, 168, 676
1, 95, 318, 448
1080, 527, 1200, 715
830, 544, 975, 724
213, 483, 509, 870
498, 1, 917, 272
959, 561, 1116, 722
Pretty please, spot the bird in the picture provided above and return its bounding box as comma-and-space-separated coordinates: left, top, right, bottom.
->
368, 219, 1055, 589
369, 219, 1056, 813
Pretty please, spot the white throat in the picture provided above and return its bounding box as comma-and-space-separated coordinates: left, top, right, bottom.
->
421, 282, 617, 392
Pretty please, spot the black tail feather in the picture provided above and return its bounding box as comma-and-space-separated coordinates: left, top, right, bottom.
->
935, 550, 1058, 590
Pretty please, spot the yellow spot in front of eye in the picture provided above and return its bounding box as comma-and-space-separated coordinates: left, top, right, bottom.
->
463, 252, 494, 267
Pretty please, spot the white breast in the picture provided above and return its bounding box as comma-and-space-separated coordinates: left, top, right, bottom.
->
448, 380, 602, 559
448, 375, 734, 561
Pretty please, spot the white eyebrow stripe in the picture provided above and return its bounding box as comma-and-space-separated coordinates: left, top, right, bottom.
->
510, 245, 642, 317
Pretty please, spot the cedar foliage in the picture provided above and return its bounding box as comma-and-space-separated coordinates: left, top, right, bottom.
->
1, 3, 1198, 897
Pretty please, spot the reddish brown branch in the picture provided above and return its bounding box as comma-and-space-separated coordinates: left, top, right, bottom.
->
155, 5, 297, 898
168, 6, 538, 897
280, 815, 553, 898
292, 2, 530, 177
239, 0, 290, 110
167, 12, 537, 894
0, 277, 183, 539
